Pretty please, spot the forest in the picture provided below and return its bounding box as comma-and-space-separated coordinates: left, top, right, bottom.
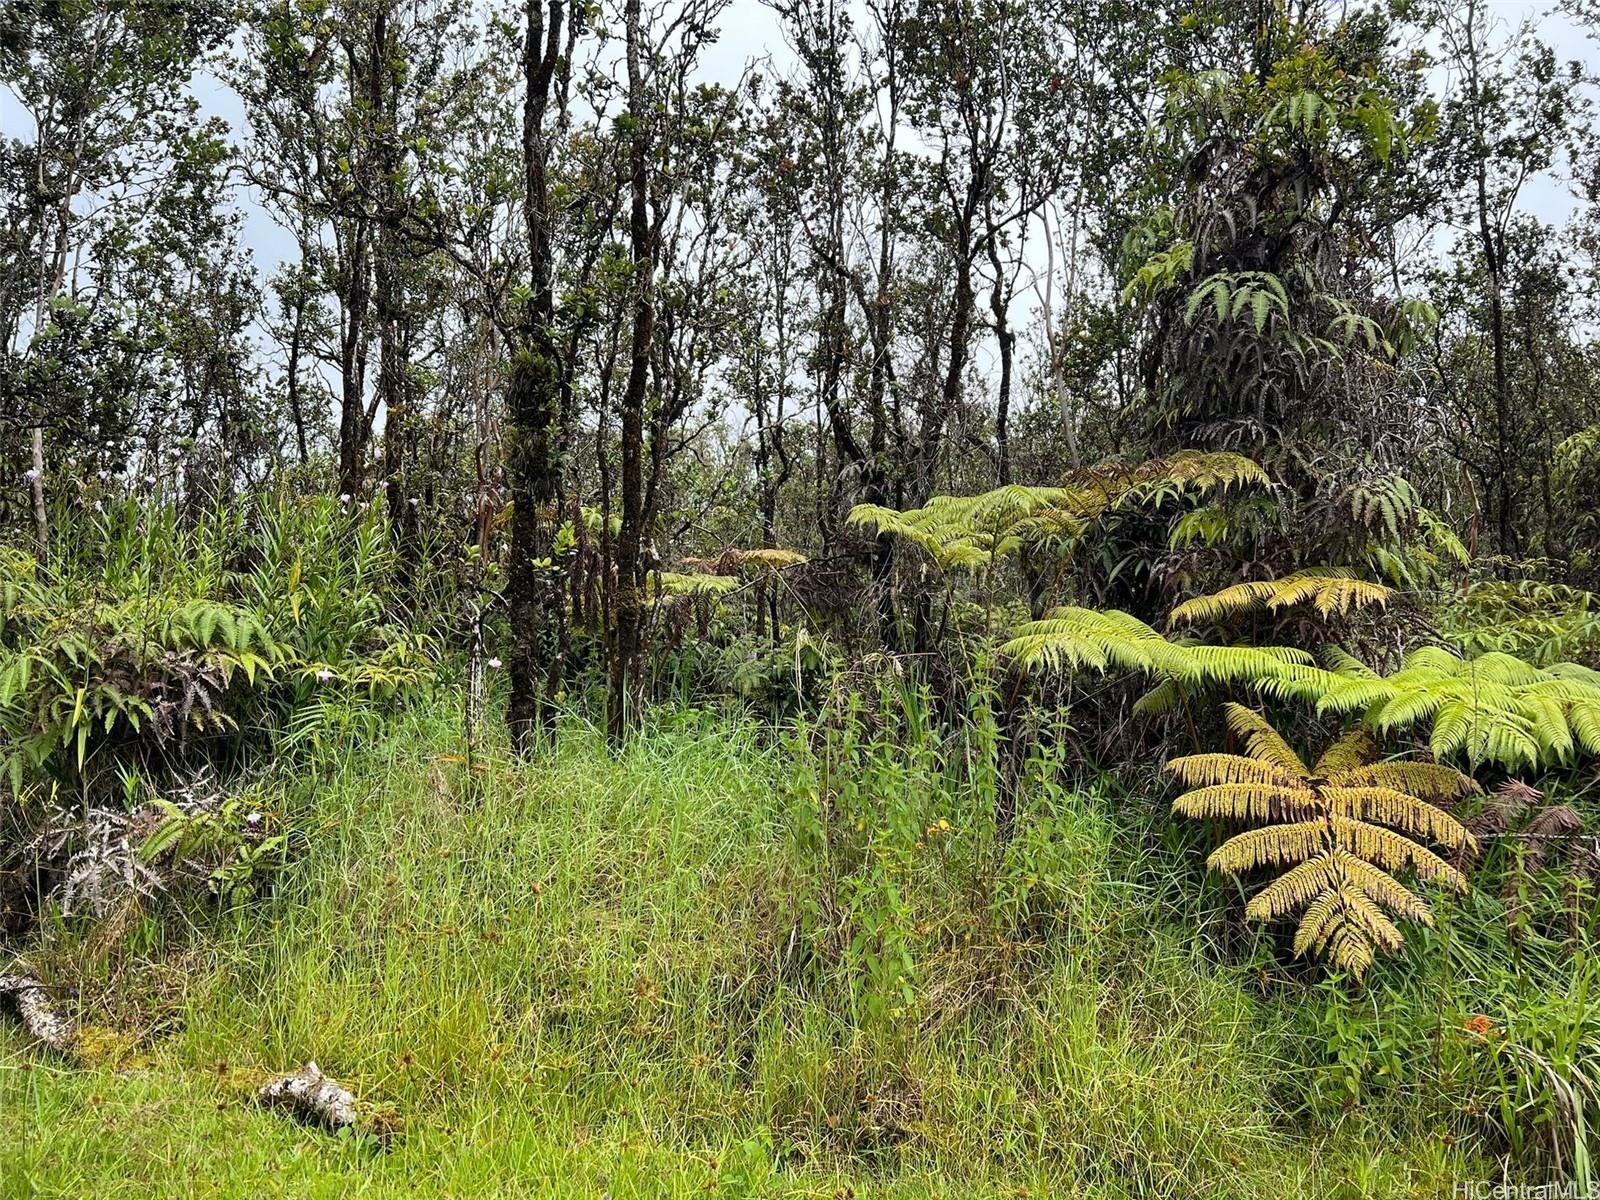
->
5, 0, 1600, 1195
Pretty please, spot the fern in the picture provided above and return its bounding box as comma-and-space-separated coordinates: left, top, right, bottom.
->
1171, 704, 1478, 977
651, 571, 740, 597
1291, 647, 1600, 771
1169, 569, 1393, 626
848, 451, 1268, 574
731, 548, 808, 572
1002, 606, 1322, 720
1435, 579, 1600, 665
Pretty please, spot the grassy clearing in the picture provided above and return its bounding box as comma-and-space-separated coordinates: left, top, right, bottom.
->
2, 695, 1486, 1198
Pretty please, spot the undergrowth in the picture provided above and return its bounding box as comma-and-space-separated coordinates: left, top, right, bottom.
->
0, 688, 1510, 1199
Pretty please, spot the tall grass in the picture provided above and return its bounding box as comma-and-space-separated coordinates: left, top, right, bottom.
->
2, 690, 1488, 1198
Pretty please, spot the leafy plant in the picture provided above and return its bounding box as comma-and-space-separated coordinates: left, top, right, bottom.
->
1169, 569, 1394, 627
1294, 647, 1600, 772
1170, 704, 1479, 976
847, 451, 1269, 575
1436, 578, 1600, 665
1000, 604, 1315, 696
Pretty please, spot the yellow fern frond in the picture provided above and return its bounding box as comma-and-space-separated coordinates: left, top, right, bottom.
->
1222, 703, 1309, 777
1312, 728, 1378, 776
1166, 753, 1302, 788
1171, 783, 1319, 823
1292, 890, 1344, 956
1169, 569, 1392, 627
1328, 816, 1467, 888
1335, 888, 1406, 954
1208, 820, 1327, 874
733, 548, 808, 572
1243, 852, 1340, 919
1177, 707, 1472, 978
1335, 851, 1434, 924
1320, 787, 1477, 852
1292, 889, 1403, 967
1327, 761, 1480, 803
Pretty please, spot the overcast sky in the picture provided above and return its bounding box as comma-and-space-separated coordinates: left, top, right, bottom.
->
2, 1, 1592, 325
23, 3, 1582, 268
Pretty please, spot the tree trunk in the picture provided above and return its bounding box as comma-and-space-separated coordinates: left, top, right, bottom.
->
609, 0, 654, 743
505, 0, 570, 753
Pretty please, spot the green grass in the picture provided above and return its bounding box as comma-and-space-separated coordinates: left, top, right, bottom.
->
1, 695, 1491, 1198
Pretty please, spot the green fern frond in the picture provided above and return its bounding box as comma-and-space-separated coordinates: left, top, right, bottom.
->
999, 607, 1176, 675
850, 450, 1268, 575
1132, 677, 1185, 717
651, 572, 740, 597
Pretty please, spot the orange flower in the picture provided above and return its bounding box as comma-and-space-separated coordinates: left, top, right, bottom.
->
1464, 1014, 1495, 1037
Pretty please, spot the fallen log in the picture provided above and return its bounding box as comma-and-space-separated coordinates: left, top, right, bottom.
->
257, 1060, 370, 1136
0, 972, 77, 1055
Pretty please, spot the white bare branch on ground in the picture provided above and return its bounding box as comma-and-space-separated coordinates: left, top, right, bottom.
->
0, 972, 77, 1054
256, 1061, 367, 1135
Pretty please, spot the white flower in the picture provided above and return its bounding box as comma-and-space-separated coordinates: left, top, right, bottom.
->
487, 657, 503, 669
338, 493, 351, 505
316, 667, 334, 682
22, 468, 38, 482
245, 811, 262, 827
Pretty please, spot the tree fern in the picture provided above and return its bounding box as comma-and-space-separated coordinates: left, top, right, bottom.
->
1434, 579, 1600, 665
1001, 606, 1321, 719
1171, 704, 1479, 977
1294, 646, 1600, 771
847, 450, 1268, 574
730, 548, 808, 572
1169, 569, 1393, 626
650, 571, 740, 597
